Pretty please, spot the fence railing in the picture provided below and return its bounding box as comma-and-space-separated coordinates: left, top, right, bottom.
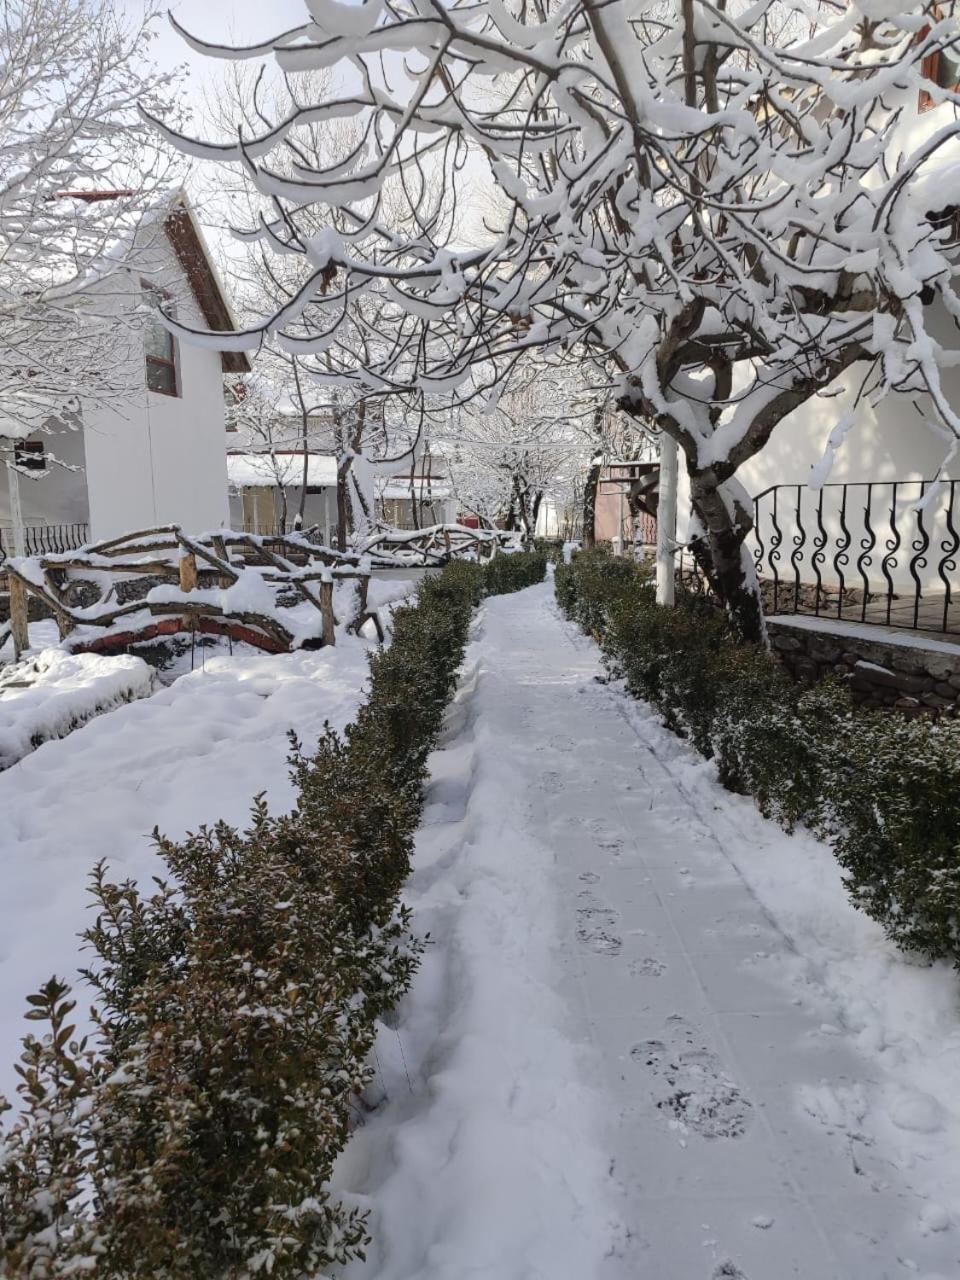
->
751, 481, 960, 635
0, 523, 89, 563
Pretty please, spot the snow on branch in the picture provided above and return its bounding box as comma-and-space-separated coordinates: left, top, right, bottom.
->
149, 0, 960, 637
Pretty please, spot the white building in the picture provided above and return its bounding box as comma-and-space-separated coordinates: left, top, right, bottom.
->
0, 194, 249, 556
227, 428, 458, 540
669, 45, 960, 628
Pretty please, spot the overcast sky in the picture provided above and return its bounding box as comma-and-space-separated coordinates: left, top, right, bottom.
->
122, 1, 306, 110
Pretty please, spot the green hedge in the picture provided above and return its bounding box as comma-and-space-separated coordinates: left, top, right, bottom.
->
532, 538, 564, 566
0, 561, 489, 1279
482, 549, 548, 595
556, 548, 960, 968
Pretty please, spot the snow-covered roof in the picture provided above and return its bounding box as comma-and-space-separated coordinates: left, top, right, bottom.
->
227, 452, 337, 489
379, 481, 453, 500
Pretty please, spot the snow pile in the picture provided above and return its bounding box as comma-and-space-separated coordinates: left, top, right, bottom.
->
0, 648, 157, 769
0, 634, 385, 1110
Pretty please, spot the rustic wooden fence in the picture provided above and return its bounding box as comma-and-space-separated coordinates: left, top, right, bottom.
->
1, 523, 513, 660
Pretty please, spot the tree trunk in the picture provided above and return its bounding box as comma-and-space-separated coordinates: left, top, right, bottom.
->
688, 467, 764, 644
336, 459, 351, 552
408, 449, 419, 530
582, 461, 601, 548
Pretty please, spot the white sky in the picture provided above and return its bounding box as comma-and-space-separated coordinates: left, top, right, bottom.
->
123, 1, 306, 96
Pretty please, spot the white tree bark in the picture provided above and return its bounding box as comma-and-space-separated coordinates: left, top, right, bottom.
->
6, 461, 26, 559
656, 435, 678, 608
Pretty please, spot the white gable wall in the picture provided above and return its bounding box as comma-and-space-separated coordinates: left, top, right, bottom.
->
81, 220, 229, 541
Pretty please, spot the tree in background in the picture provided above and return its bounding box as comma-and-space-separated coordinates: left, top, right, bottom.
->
435, 364, 591, 535
150, 1, 960, 639
0, 0, 181, 441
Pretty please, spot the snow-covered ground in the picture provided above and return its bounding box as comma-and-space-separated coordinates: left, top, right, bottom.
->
0, 575, 417, 1108
343, 579, 960, 1280
0, 648, 157, 769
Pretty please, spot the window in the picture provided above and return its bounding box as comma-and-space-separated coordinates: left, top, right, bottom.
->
920, 4, 960, 111
142, 280, 179, 397
14, 440, 45, 472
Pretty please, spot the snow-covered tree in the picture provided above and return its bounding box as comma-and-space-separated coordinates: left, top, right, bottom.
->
0, 0, 181, 448
436, 366, 592, 535
150, 1, 960, 639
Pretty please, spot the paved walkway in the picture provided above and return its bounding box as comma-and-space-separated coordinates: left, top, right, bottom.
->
347, 579, 958, 1280
481, 582, 956, 1279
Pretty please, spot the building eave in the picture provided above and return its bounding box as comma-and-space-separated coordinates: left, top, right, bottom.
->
164, 198, 252, 375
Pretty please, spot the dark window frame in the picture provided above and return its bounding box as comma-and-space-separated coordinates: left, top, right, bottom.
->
141, 279, 180, 398
919, 5, 960, 111
13, 440, 46, 472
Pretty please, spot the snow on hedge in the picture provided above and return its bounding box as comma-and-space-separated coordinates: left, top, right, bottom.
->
0, 649, 157, 770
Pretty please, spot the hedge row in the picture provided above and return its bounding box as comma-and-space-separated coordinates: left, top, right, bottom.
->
0, 561, 501, 1280
556, 549, 960, 969
482, 548, 548, 595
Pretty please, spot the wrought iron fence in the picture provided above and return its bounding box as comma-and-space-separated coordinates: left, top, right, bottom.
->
0, 523, 89, 562
752, 481, 960, 635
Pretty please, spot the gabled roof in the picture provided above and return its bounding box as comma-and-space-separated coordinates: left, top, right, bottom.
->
61, 188, 251, 375
162, 197, 251, 375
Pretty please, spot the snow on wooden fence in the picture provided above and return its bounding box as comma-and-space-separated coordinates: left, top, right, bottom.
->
359, 523, 515, 563
1, 526, 378, 659
1, 523, 513, 660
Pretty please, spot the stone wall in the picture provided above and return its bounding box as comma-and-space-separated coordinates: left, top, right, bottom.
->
767, 618, 960, 716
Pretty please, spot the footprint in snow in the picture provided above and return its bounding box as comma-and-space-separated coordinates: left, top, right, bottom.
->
576, 903, 619, 932
630, 956, 667, 977
631, 1018, 751, 1140
539, 770, 563, 794
575, 899, 623, 955
712, 1264, 749, 1280
578, 929, 622, 956
578, 871, 600, 884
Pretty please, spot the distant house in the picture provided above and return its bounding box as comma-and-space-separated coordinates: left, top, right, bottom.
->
0, 193, 249, 558
594, 462, 658, 549
227, 430, 459, 539
377, 448, 458, 529
227, 447, 338, 539
226, 401, 340, 537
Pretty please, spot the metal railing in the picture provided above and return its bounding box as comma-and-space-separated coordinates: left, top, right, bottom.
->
752, 481, 960, 635
0, 523, 89, 563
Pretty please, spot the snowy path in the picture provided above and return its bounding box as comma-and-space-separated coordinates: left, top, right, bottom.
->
347, 581, 960, 1280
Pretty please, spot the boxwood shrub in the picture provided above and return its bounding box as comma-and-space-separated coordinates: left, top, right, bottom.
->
0, 557, 509, 1279
556, 549, 960, 969
483, 549, 547, 596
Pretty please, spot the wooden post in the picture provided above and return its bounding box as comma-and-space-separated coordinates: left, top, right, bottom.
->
320, 579, 336, 647
8, 573, 29, 658
55, 608, 74, 641
179, 551, 198, 593
211, 536, 233, 587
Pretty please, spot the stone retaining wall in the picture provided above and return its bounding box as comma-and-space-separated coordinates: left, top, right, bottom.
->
767, 618, 960, 716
